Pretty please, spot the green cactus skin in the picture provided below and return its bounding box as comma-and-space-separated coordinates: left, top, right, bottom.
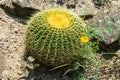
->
26, 8, 87, 67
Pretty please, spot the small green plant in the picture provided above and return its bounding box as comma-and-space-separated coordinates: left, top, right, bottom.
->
27, 56, 35, 63
25, 56, 40, 77
63, 27, 101, 79
83, 28, 101, 67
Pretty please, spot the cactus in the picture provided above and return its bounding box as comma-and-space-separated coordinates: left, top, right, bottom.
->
26, 8, 88, 67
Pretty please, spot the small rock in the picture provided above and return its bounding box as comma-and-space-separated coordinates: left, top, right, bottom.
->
0, 0, 57, 18
0, 0, 39, 18
115, 50, 120, 58
103, 9, 109, 14
88, 12, 120, 44
75, 0, 98, 16
109, 78, 113, 80
17, 70, 23, 75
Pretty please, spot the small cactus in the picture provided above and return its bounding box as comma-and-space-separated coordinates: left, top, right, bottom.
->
26, 8, 88, 67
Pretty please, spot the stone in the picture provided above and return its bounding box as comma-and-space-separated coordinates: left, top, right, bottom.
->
17, 70, 23, 75
87, 0, 120, 52
0, 0, 16, 15
0, 0, 99, 18
115, 50, 120, 58
89, 13, 120, 44
0, 0, 40, 18
0, 0, 57, 18
0, 53, 6, 79
75, 0, 98, 16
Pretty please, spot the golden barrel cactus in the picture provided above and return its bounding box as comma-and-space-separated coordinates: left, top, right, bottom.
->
26, 8, 88, 67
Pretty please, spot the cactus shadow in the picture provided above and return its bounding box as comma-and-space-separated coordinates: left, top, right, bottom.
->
22, 49, 84, 80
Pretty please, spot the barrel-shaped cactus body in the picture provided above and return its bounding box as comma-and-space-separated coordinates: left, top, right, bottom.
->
26, 8, 87, 67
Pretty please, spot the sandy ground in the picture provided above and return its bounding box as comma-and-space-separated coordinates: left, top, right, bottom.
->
0, 8, 25, 80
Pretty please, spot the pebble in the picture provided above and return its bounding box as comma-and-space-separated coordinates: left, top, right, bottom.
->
109, 78, 113, 80
17, 70, 23, 75
116, 50, 120, 58
103, 9, 109, 14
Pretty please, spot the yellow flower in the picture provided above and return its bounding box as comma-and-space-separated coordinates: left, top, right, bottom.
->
46, 9, 73, 29
80, 36, 89, 43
